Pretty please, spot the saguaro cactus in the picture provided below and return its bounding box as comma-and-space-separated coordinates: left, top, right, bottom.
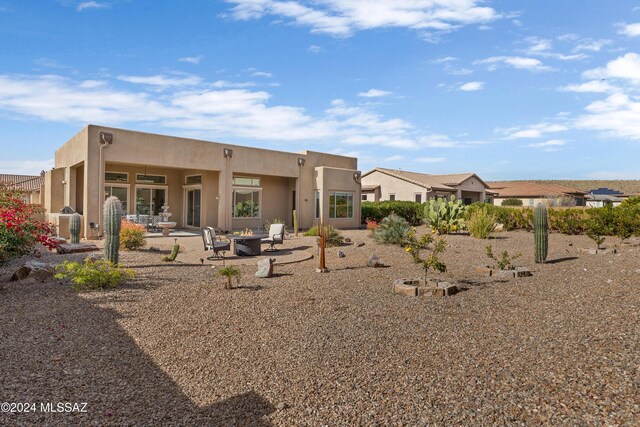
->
104, 196, 123, 264
534, 204, 548, 263
69, 213, 81, 244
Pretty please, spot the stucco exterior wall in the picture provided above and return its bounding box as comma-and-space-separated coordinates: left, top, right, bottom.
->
46, 125, 360, 236
361, 170, 428, 202
315, 166, 362, 227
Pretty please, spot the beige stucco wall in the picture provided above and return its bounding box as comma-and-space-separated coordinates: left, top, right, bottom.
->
46, 125, 360, 236
231, 174, 291, 230
361, 170, 428, 202
315, 166, 362, 227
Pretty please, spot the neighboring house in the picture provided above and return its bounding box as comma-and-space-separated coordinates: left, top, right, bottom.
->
489, 182, 587, 207
43, 125, 361, 238
586, 187, 635, 207
361, 168, 489, 204
0, 173, 44, 204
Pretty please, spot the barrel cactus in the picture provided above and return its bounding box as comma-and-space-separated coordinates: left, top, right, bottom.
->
69, 213, 81, 244
534, 204, 548, 263
104, 196, 123, 264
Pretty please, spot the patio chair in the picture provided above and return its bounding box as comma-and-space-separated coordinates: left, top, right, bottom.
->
261, 223, 285, 252
202, 226, 231, 260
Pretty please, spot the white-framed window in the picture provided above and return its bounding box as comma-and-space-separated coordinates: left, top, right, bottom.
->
414, 193, 422, 203
135, 185, 168, 216
314, 191, 320, 219
233, 176, 260, 187
362, 194, 368, 201
185, 175, 202, 185
136, 174, 166, 184
105, 184, 129, 214
330, 192, 353, 219
233, 188, 261, 218
105, 171, 128, 183
389, 194, 396, 201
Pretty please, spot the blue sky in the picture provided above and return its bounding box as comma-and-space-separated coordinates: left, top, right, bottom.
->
1, 0, 639, 179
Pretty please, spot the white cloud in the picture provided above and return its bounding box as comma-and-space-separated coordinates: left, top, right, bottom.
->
0, 159, 54, 175
211, 80, 256, 88
307, 45, 322, 53
523, 36, 587, 60
117, 74, 203, 87
575, 93, 640, 139
358, 88, 392, 98
475, 56, 552, 72
77, 1, 107, 12
459, 81, 484, 91
527, 139, 565, 151
251, 71, 273, 78
583, 53, 640, 82
572, 38, 612, 52
179, 55, 203, 64
559, 80, 618, 93
416, 156, 446, 163
618, 23, 640, 37
0, 73, 454, 152
384, 154, 404, 162
431, 56, 458, 64
500, 122, 568, 139
224, 0, 502, 38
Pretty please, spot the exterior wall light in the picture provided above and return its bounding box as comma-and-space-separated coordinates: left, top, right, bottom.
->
223, 148, 233, 159
100, 132, 113, 144
353, 172, 361, 183
297, 157, 305, 167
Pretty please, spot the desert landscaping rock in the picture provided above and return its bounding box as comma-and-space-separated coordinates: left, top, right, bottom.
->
56, 242, 99, 254
255, 257, 275, 278
337, 250, 345, 258
367, 254, 385, 267
579, 247, 618, 255
1, 228, 639, 425
11, 260, 56, 282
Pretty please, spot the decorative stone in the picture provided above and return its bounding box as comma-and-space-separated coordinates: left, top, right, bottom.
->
432, 282, 458, 297
57, 242, 99, 254
579, 248, 617, 255
315, 268, 328, 273
355, 242, 365, 247
478, 265, 532, 278
367, 254, 385, 268
343, 238, 352, 243
255, 257, 275, 278
11, 260, 56, 282
393, 280, 418, 297
337, 251, 345, 258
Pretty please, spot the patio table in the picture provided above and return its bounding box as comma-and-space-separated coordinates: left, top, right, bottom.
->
226, 234, 267, 256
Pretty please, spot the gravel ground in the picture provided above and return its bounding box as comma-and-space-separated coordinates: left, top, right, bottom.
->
1, 229, 639, 426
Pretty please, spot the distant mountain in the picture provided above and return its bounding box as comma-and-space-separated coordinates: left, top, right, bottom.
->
487, 180, 640, 195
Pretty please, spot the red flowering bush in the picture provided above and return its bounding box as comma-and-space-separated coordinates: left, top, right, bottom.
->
120, 220, 146, 250
0, 184, 59, 263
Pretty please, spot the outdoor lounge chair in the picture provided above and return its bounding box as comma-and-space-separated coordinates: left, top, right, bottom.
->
261, 223, 285, 252
202, 226, 231, 260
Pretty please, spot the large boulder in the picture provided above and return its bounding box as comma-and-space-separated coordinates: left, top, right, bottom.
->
11, 260, 56, 282
255, 258, 275, 278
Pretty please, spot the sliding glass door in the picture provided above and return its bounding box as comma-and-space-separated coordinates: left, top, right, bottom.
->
185, 188, 201, 227
136, 187, 166, 216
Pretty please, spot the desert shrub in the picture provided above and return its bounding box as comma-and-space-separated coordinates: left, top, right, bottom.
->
548, 209, 588, 235
501, 198, 523, 206
586, 205, 616, 236
0, 184, 58, 263
486, 245, 521, 270
405, 227, 446, 283
303, 225, 344, 246
620, 196, 640, 208
467, 207, 496, 239
465, 203, 522, 231
217, 265, 241, 289
54, 258, 135, 291
614, 203, 640, 240
361, 201, 424, 225
374, 213, 411, 245
120, 220, 146, 250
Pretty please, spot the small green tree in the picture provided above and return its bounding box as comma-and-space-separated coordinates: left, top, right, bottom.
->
216, 265, 242, 289
486, 245, 521, 270
404, 228, 447, 284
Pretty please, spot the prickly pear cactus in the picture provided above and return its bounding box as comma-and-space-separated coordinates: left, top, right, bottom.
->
69, 213, 81, 244
423, 195, 466, 233
104, 196, 123, 264
534, 204, 548, 263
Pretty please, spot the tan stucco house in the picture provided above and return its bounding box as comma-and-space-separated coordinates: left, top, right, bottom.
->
43, 125, 361, 238
1, 173, 44, 204
361, 168, 489, 204
488, 182, 587, 207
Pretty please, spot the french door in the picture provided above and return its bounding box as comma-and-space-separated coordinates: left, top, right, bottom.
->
185, 188, 201, 227
136, 187, 167, 216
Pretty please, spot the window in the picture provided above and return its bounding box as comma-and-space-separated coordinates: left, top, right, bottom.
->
105, 185, 128, 213
105, 172, 128, 182
362, 194, 368, 201
389, 194, 396, 201
233, 176, 260, 187
330, 192, 353, 219
136, 187, 166, 216
414, 193, 422, 203
315, 191, 320, 219
185, 175, 202, 185
233, 189, 261, 218
136, 174, 166, 184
